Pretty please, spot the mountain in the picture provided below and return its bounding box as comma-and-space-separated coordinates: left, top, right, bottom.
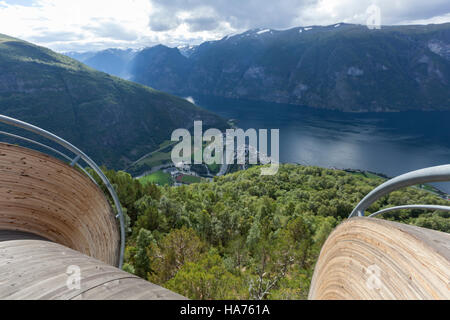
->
0, 34, 227, 169
130, 23, 450, 112
132, 45, 191, 92
65, 48, 139, 79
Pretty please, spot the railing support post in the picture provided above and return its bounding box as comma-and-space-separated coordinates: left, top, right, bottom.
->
70, 155, 81, 167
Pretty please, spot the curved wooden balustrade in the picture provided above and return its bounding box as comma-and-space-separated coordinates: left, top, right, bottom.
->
309, 218, 450, 300
0, 143, 184, 300
0, 143, 119, 265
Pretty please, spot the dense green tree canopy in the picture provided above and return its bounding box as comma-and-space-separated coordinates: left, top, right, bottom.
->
93, 164, 449, 300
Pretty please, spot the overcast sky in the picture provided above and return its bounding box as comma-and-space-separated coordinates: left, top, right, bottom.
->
0, 0, 449, 52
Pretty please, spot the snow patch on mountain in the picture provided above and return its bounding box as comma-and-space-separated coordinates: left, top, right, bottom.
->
257, 29, 271, 35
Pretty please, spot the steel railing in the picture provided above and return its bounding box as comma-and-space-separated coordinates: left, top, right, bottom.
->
0, 115, 125, 269
350, 164, 450, 218
368, 204, 450, 218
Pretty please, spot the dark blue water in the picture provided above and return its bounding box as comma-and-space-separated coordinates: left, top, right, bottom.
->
195, 96, 450, 193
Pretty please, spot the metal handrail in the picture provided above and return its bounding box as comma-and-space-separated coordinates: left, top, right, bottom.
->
369, 204, 450, 218
0, 115, 125, 268
0, 131, 97, 185
350, 165, 450, 218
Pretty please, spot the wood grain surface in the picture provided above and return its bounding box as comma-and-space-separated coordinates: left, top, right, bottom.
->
309, 217, 450, 300
0, 143, 119, 265
0, 230, 185, 300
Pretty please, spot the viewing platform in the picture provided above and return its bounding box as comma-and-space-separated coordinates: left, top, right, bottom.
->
0, 114, 448, 300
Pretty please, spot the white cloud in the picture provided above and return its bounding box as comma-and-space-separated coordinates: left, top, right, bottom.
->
397, 12, 450, 25
0, 0, 449, 52
293, 0, 450, 26
0, 0, 156, 51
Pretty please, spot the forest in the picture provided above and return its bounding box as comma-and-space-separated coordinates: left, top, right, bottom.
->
91, 164, 449, 300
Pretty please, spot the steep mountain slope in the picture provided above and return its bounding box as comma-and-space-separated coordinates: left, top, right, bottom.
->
132, 45, 191, 93
0, 34, 226, 169
131, 23, 450, 112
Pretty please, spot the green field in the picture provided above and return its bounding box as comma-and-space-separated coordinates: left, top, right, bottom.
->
131, 138, 224, 177
139, 171, 173, 186
180, 175, 203, 184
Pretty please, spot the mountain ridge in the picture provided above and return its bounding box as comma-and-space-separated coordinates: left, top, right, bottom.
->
67, 23, 450, 112
131, 23, 450, 112
0, 33, 227, 169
